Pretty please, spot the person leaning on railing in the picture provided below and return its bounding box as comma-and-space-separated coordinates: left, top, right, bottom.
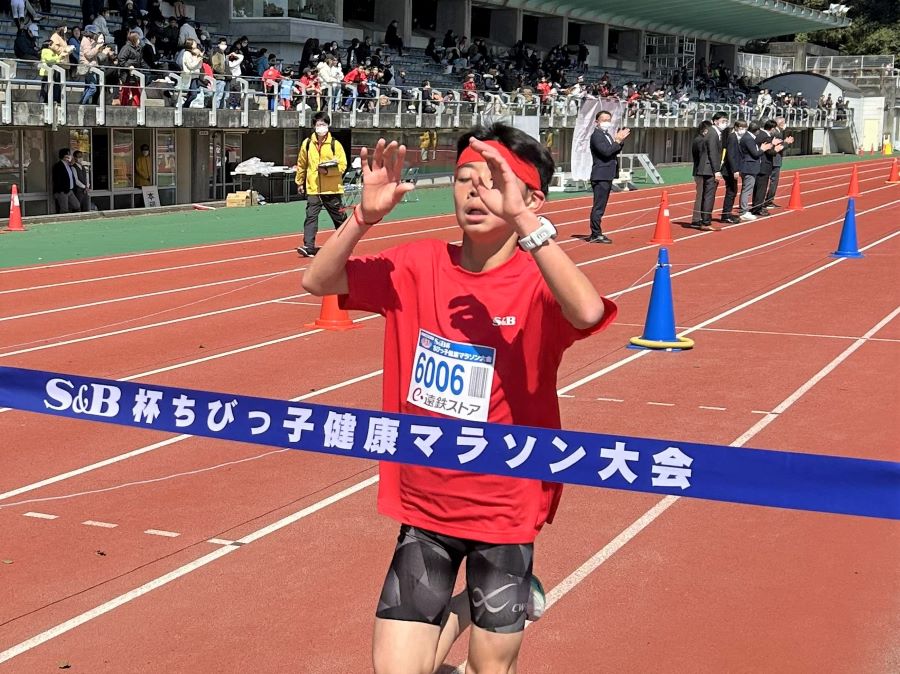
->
117, 30, 145, 107
38, 39, 63, 104
77, 25, 103, 105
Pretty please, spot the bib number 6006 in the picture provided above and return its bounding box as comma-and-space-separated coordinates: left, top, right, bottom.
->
414, 353, 464, 395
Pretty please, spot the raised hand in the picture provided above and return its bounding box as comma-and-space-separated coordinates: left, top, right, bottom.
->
615, 128, 631, 143
358, 139, 415, 225
466, 137, 530, 227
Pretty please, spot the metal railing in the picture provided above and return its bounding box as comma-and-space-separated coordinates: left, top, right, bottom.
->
0, 57, 850, 132
736, 52, 794, 81
805, 54, 898, 89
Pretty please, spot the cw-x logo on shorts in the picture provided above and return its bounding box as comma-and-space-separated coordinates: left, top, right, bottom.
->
471, 584, 517, 613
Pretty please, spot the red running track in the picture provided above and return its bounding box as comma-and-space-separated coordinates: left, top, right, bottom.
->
0, 158, 898, 672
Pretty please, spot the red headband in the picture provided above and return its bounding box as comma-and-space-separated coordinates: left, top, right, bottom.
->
456, 140, 542, 192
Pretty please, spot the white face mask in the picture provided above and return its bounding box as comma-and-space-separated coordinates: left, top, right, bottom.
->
219, 43, 226, 51
315, 125, 328, 136
735, 129, 747, 138
598, 121, 613, 131
717, 121, 728, 130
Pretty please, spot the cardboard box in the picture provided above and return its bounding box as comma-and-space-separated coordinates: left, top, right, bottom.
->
225, 190, 258, 207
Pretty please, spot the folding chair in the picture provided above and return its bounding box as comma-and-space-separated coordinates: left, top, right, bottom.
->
401, 166, 420, 202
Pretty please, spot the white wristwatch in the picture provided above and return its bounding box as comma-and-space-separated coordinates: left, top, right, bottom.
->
518, 216, 557, 252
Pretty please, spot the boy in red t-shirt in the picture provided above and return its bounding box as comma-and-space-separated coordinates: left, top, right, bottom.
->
302, 124, 616, 674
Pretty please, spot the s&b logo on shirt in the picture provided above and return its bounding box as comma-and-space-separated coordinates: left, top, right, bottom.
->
492, 316, 516, 327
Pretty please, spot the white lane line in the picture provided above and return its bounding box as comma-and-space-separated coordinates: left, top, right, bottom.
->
3, 201, 896, 495
0, 269, 298, 322
82, 520, 118, 529
1, 157, 881, 277
676, 326, 896, 342
5, 176, 893, 364
3, 224, 897, 667
0, 475, 379, 666
699, 406, 728, 411
558, 224, 900, 395
0, 344, 383, 502
646, 401, 675, 407
144, 529, 180, 538
455, 303, 900, 674
206, 538, 237, 546
751, 410, 773, 415
0, 250, 292, 296
733, 305, 900, 447
22, 512, 58, 520
597, 397, 625, 403
0, 293, 305, 359
2, 161, 885, 294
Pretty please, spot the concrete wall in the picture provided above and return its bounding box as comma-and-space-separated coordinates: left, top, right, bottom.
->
436, 0, 471, 41
489, 9, 522, 47
374, 0, 413, 43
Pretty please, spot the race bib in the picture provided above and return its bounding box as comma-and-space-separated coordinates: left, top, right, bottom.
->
407, 329, 495, 422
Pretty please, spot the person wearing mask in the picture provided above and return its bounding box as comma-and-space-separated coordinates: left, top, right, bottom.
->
752, 120, 780, 217
50, 24, 74, 60
77, 24, 102, 104
586, 109, 629, 244
689, 112, 725, 230
93, 7, 114, 45
71, 150, 91, 212
135, 143, 152, 189
210, 37, 229, 110
262, 56, 282, 111
39, 38, 63, 104
720, 119, 743, 224
117, 30, 144, 106
179, 39, 203, 107
295, 112, 348, 257
317, 54, 342, 110
765, 116, 794, 208
51, 148, 80, 213
737, 120, 772, 221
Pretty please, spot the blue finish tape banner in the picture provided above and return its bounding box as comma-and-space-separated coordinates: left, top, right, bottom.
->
1, 366, 897, 520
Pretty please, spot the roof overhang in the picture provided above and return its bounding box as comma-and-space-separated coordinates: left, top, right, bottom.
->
481, 0, 850, 44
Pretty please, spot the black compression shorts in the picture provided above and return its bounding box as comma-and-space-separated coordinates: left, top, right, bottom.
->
375, 525, 534, 634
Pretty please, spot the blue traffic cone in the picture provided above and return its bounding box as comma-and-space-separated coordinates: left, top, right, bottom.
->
831, 198, 864, 258
629, 248, 694, 351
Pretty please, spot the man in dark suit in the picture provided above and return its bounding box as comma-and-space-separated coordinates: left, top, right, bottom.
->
689, 112, 726, 229
765, 116, 794, 208
752, 120, 781, 217
587, 109, 630, 244
737, 121, 772, 221
720, 119, 743, 224
51, 148, 80, 214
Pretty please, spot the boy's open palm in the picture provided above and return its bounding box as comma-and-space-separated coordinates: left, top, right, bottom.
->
359, 140, 414, 224
467, 138, 529, 224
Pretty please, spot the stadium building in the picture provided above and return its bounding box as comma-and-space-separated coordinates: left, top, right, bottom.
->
1, 0, 891, 218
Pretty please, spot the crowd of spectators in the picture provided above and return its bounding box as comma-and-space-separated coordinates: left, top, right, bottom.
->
2, 6, 857, 122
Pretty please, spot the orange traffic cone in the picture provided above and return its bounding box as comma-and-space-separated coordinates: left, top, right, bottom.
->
847, 165, 860, 197
787, 173, 804, 211
886, 158, 900, 184
6, 184, 25, 232
304, 295, 361, 331
649, 190, 673, 244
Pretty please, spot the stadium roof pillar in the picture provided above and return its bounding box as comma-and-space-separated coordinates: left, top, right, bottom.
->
535, 15, 566, 50
489, 8, 523, 47
437, 0, 471, 42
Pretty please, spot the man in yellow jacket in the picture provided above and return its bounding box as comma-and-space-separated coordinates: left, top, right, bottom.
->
295, 111, 348, 257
